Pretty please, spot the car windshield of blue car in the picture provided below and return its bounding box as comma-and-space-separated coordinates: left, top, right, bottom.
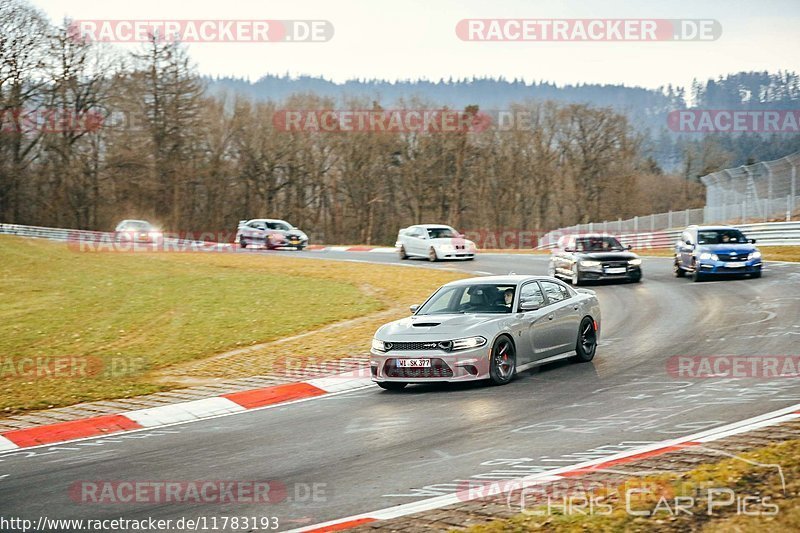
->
417, 284, 517, 314
575, 237, 624, 252
697, 230, 747, 244
427, 227, 458, 239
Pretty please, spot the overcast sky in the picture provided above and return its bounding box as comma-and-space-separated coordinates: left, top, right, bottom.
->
34, 0, 800, 90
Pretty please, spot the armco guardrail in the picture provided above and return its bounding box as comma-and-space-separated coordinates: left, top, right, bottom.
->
536, 221, 800, 250
0, 223, 231, 250
2, 221, 799, 252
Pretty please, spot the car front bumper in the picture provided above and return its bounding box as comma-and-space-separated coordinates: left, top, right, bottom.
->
697, 259, 762, 274
578, 265, 641, 281
370, 346, 490, 383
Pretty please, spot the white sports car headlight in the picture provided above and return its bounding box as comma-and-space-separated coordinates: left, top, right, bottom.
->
451, 336, 487, 351
371, 338, 387, 352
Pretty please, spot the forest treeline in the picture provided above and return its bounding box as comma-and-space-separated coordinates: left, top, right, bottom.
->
1, 0, 795, 244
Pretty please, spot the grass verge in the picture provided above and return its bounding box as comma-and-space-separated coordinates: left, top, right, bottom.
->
0, 236, 464, 414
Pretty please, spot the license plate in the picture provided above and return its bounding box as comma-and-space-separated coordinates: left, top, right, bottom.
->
605, 267, 627, 274
290, 240, 300, 244
396, 359, 431, 368
725, 262, 746, 267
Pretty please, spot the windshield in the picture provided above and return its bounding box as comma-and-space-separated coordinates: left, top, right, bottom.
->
697, 229, 748, 245
575, 236, 624, 252
267, 222, 291, 231
417, 284, 517, 315
427, 227, 459, 239
119, 221, 153, 231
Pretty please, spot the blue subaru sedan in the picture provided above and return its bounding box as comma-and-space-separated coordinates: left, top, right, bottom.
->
674, 225, 763, 281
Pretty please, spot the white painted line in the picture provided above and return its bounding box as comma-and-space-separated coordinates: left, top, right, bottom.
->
125, 397, 245, 427
696, 413, 800, 442
0, 436, 19, 451
369, 248, 397, 253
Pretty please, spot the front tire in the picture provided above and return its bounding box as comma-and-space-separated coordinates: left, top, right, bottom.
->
428, 247, 438, 262
239, 236, 247, 249
571, 265, 582, 286
399, 245, 408, 260
573, 317, 597, 362
673, 260, 685, 277
751, 268, 762, 279
690, 261, 703, 282
489, 336, 516, 385
377, 382, 407, 391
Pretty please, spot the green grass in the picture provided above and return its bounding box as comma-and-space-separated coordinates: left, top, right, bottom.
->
638, 245, 800, 262
0, 236, 381, 413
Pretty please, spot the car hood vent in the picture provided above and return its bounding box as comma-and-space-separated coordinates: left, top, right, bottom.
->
411, 322, 441, 327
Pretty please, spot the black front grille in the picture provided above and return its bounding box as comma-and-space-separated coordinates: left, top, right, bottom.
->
384, 358, 454, 378
386, 341, 448, 351
717, 253, 747, 262
602, 261, 628, 268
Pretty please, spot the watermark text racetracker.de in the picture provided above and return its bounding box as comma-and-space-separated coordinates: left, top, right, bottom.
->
69, 19, 334, 43
667, 355, 800, 379
667, 110, 800, 133
0, 356, 146, 379
456, 19, 721, 41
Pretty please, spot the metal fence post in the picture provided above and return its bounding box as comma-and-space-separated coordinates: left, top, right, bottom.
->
668, 210, 672, 228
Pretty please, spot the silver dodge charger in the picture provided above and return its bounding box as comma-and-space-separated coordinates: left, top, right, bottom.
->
370, 275, 601, 390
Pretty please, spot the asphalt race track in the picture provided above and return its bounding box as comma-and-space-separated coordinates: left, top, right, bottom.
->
2, 251, 800, 530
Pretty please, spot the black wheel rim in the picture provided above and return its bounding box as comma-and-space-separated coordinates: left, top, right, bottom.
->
493, 339, 515, 380
580, 319, 596, 353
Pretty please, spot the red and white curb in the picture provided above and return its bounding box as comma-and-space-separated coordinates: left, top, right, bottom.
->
0, 372, 373, 450
289, 402, 800, 532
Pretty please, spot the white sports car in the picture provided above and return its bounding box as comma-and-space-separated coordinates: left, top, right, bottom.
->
396, 224, 476, 261
370, 275, 601, 390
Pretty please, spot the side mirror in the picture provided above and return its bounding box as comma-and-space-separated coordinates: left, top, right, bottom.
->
519, 300, 540, 312
684, 240, 692, 246
750, 238, 757, 244
626, 244, 633, 250
564, 247, 575, 253
409, 304, 420, 313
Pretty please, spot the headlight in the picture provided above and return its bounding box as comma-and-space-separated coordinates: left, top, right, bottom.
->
580, 260, 601, 267
628, 258, 642, 266
699, 252, 717, 261
371, 338, 386, 352
439, 244, 454, 252
749, 251, 761, 260
451, 336, 487, 351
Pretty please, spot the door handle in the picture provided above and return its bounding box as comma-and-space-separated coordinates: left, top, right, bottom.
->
573, 305, 579, 311
547, 314, 554, 320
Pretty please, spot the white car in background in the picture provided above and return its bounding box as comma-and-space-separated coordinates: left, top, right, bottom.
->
396, 224, 476, 261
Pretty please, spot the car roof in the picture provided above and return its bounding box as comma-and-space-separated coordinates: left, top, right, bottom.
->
444, 275, 554, 286
248, 218, 288, 223
118, 219, 151, 225
416, 224, 455, 229
688, 225, 740, 231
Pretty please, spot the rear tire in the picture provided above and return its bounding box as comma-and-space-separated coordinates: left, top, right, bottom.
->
489, 336, 516, 385
573, 317, 597, 362
377, 382, 407, 391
